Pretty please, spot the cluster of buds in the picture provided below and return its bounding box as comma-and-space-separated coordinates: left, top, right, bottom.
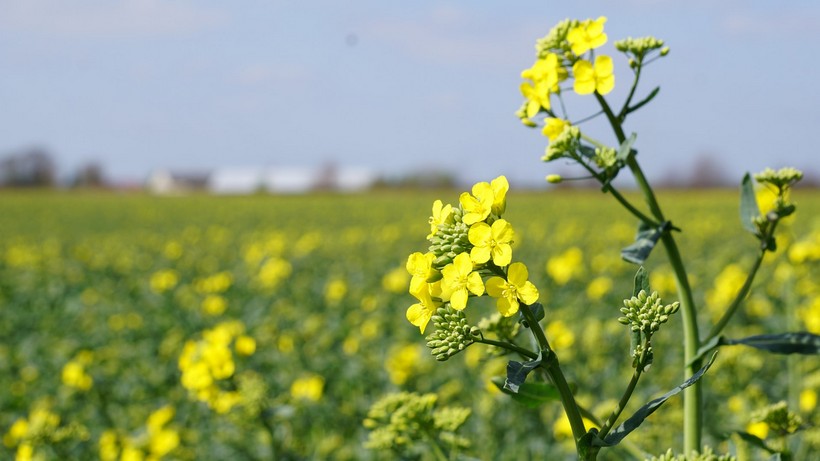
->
363, 392, 471, 454
425, 306, 480, 361
619, 290, 680, 336
614, 36, 669, 68
747, 167, 804, 251
428, 206, 471, 270
646, 447, 735, 461
618, 290, 679, 370
750, 401, 804, 437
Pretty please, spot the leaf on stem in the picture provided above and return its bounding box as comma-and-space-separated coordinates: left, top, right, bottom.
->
690, 332, 820, 366
616, 133, 637, 163
592, 352, 718, 447
503, 352, 543, 393
625, 87, 660, 116
621, 221, 671, 265
491, 377, 562, 408
519, 302, 544, 328
632, 266, 650, 297
740, 173, 761, 235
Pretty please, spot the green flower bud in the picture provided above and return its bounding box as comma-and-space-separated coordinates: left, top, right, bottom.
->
425, 304, 476, 361
546, 174, 563, 184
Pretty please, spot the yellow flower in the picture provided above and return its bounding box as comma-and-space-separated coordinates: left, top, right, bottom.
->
61, 360, 93, 391
567, 16, 608, 56
573, 55, 615, 95
542, 118, 570, 141
746, 421, 769, 439
290, 374, 325, 402
800, 389, 817, 413
406, 252, 436, 294
490, 175, 509, 215
485, 262, 539, 317
428, 200, 453, 238
546, 247, 584, 285
201, 294, 227, 316
149, 269, 179, 294
440, 253, 485, 310
468, 219, 514, 266
520, 54, 563, 116
406, 282, 442, 334
586, 276, 613, 301
460, 182, 495, 225
324, 278, 347, 304
382, 266, 410, 293
235, 335, 256, 356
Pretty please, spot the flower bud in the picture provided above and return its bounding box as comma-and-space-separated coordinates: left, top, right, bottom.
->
546, 174, 563, 184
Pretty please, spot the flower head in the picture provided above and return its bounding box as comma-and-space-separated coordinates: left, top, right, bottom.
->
440, 253, 485, 310
460, 182, 494, 225
485, 262, 539, 317
573, 55, 615, 95
406, 252, 437, 293
542, 118, 571, 141
428, 200, 453, 239
407, 282, 442, 334
520, 53, 564, 116
468, 219, 514, 267
567, 16, 608, 56
490, 176, 509, 215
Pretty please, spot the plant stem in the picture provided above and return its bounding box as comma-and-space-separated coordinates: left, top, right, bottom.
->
595, 91, 703, 452
597, 369, 642, 440
475, 337, 538, 360
705, 249, 766, 343
520, 304, 587, 454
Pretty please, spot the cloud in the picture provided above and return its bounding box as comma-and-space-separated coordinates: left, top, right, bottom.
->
0, 0, 225, 38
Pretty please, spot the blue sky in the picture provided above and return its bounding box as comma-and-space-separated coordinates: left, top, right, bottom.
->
1, 1, 818, 187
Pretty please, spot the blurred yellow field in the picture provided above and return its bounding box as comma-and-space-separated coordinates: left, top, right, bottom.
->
1, 189, 818, 460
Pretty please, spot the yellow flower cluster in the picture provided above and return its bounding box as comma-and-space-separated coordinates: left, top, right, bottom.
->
405, 176, 539, 334
178, 321, 256, 413
61, 350, 94, 391
99, 406, 180, 461
3, 402, 61, 461
518, 16, 614, 128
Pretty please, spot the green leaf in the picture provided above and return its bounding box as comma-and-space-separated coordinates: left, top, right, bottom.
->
593, 352, 718, 447
519, 303, 545, 327
616, 133, 637, 162
626, 86, 660, 115
690, 332, 820, 366
621, 221, 670, 265
725, 332, 820, 354
734, 431, 776, 454
740, 173, 761, 234
503, 352, 543, 393
632, 266, 650, 297
491, 377, 561, 408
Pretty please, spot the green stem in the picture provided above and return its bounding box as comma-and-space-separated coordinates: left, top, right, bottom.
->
475, 337, 538, 360
597, 368, 642, 440
595, 90, 702, 452
618, 60, 643, 121
705, 249, 766, 343
520, 305, 587, 454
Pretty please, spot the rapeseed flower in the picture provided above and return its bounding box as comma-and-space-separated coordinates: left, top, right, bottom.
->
490, 175, 509, 215
428, 200, 453, 239
468, 219, 513, 266
566, 16, 608, 56
440, 253, 484, 310
485, 262, 539, 317
460, 182, 494, 225
406, 252, 437, 293
573, 55, 614, 95
406, 282, 442, 334
543, 118, 570, 141
520, 54, 563, 116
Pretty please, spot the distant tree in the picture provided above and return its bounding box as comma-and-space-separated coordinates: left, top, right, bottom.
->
0, 147, 56, 187
72, 162, 106, 188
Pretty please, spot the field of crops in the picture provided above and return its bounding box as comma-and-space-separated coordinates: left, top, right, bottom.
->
1, 188, 818, 460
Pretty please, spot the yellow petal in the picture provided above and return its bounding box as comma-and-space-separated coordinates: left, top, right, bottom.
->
485, 276, 506, 298
594, 55, 613, 76
492, 244, 513, 267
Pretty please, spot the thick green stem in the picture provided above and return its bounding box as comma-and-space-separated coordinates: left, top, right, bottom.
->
660, 232, 702, 452
595, 91, 702, 452
520, 304, 587, 454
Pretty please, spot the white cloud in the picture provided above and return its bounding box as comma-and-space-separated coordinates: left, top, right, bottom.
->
0, 0, 225, 38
